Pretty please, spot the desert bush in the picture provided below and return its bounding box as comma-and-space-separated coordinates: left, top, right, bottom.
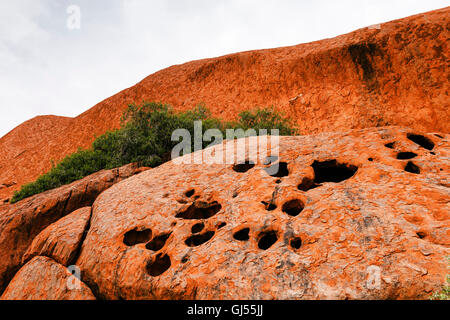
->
235, 106, 297, 136
11, 102, 296, 203
430, 257, 450, 300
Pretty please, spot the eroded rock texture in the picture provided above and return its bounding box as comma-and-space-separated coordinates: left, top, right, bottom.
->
0, 7, 449, 201
0, 163, 147, 293
1, 256, 95, 300
75, 127, 449, 299
22, 207, 91, 266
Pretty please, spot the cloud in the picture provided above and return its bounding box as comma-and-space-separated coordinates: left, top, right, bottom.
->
0, 0, 448, 137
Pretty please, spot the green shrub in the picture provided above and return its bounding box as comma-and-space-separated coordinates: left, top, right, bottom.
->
235, 106, 297, 136
11, 102, 296, 203
11, 149, 106, 203
430, 257, 450, 300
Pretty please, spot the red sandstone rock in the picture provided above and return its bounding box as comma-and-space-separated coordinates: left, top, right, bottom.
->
0, 163, 147, 293
75, 127, 449, 299
1, 256, 95, 300
22, 207, 91, 266
0, 7, 449, 200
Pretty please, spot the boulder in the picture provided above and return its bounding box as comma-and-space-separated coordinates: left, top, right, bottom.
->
22, 207, 91, 266
1, 256, 95, 300
76, 127, 449, 299
0, 163, 148, 293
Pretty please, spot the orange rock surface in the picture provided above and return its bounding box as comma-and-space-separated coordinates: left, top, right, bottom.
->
22, 207, 91, 266
1, 256, 95, 300
0, 7, 449, 200
75, 127, 449, 299
0, 163, 147, 293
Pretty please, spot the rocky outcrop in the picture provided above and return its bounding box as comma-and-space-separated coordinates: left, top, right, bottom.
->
22, 207, 91, 266
1, 256, 95, 300
0, 163, 149, 294
75, 127, 449, 299
0, 115, 73, 203
0, 7, 449, 200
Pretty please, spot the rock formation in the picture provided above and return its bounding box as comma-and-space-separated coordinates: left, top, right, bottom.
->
22, 207, 91, 266
0, 7, 449, 201
0, 7, 448, 301
0, 163, 148, 293
1, 256, 95, 300
69, 127, 448, 299
1, 127, 448, 299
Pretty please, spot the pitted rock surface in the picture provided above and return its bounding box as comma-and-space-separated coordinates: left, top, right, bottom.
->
76, 127, 450, 299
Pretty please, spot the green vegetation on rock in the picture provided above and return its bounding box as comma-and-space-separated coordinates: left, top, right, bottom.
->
11, 102, 296, 203
430, 257, 450, 300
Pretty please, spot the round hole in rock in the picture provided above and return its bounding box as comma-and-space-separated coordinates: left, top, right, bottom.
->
185, 231, 215, 247
233, 228, 250, 241
145, 233, 171, 251
261, 201, 277, 211
282, 199, 304, 217
311, 160, 358, 183
397, 152, 418, 160
405, 161, 420, 174
217, 222, 227, 229
181, 255, 189, 264
232, 160, 255, 173
123, 228, 152, 246
176, 201, 222, 220
147, 253, 171, 277
297, 177, 321, 192
407, 133, 435, 150
290, 237, 302, 249
185, 189, 195, 197
416, 231, 426, 239
191, 222, 205, 234
275, 179, 282, 184
368, 158, 374, 162
384, 142, 395, 149
264, 162, 289, 178
258, 231, 278, 250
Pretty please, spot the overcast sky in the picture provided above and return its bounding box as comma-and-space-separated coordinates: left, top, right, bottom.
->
0, 0, 448, 137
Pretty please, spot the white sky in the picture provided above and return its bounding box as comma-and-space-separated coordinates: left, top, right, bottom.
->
0, 0, 448, 137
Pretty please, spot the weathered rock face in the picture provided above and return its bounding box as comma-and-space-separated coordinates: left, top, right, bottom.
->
0, 115, 73, 203
0, 7, 449, 200
1, 256, 95, 300
76, 127, 449, 300
22, 207, 91, 266
0, 163, 148, 294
